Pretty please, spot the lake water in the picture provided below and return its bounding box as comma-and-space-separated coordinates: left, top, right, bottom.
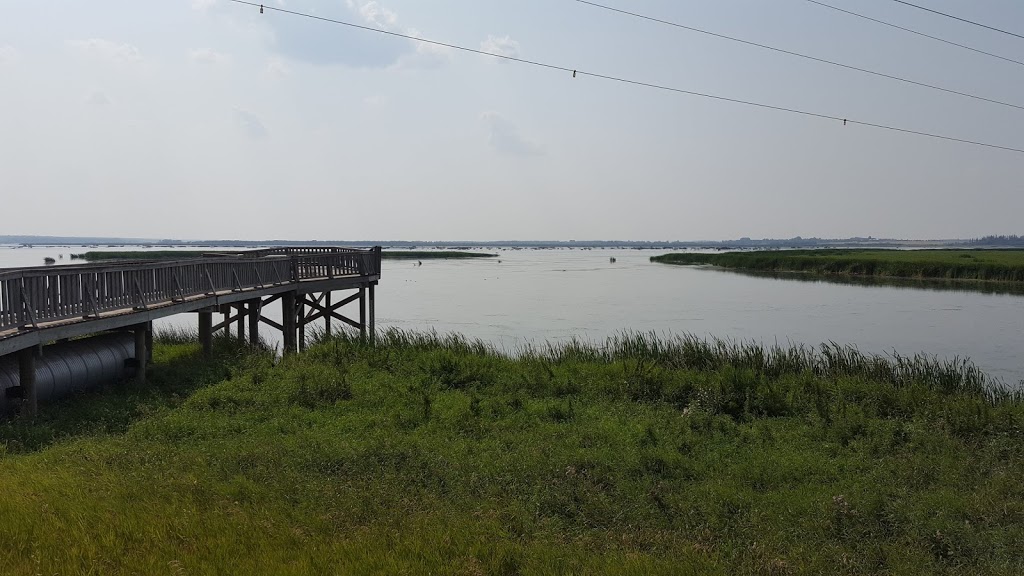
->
3, 245, 1022, 386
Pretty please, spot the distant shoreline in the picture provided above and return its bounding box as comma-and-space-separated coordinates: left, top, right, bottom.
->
68, 250, 497, 262
651, 249, 1024, 283
0, 235, 1004, 250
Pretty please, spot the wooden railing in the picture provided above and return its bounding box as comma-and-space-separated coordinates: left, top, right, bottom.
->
0, 248, 381, 332
217, 247, 369, 258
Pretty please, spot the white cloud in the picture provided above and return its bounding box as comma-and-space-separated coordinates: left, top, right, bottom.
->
394, 30, 450, 69
68, 39, 142, 64
480, 112, 542, 157
191, 0, 217, 11
268, 0, 446, 70
234, 109, 268, 139
190, 48, 232, 65
347, 0, 398, 29
480, 35, 521, 60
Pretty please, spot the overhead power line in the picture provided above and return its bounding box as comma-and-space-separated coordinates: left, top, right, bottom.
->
223, 0, 1024, 155
802, 0, 1024, 68
574, 0, 1024, 112
891, 0, 1024, 41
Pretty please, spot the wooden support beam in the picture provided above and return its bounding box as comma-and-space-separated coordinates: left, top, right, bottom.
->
298, 297, 306, 352
324, 291, 332, 337
248, 299, 260, 347
237, 302, 246, 343
258, 315, 284, 331
146, 321, 154, 363
299, 291, 361, 329
359, 285, 366, 340
282, 291, 297, 354
369, 283, 376, 345
134, 323, 148, 385
18, 347, 37, 419
199, 310, 213, 355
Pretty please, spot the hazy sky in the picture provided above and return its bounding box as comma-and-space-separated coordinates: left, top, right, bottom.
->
1, 0, 1022, 241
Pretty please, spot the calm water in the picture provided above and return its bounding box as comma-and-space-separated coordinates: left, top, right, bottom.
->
3, 245, 1022, 386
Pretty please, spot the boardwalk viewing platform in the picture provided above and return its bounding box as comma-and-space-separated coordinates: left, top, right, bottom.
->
0, 247, 382, 415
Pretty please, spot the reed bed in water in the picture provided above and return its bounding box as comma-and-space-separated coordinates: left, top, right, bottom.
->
652, 249, 1024, 282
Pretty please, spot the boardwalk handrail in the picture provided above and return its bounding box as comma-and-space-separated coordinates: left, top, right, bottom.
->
220, 247, 369, 259
0, 248, 381, 332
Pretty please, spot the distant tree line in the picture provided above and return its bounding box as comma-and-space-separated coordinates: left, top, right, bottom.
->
967, 235, 1024, 246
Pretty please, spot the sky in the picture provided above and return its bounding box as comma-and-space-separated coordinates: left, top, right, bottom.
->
0, 0, 1022, 241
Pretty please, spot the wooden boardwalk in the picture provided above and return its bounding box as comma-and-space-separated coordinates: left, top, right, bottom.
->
0, 247, 381, 415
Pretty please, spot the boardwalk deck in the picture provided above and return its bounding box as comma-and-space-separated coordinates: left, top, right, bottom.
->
0, 247, 381, 358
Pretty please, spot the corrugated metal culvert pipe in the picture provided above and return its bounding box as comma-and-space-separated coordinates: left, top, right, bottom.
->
0, 332, 136, 415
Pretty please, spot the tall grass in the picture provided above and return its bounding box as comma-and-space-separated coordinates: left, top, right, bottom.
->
321, 328, 1016, 403
652, 249, 1024, 282
2, 330, 1023, 574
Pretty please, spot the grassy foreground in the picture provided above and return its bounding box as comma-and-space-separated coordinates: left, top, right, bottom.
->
652, 249, 1024, 282
70, 250, 495, 262
1, 331, 1023, 575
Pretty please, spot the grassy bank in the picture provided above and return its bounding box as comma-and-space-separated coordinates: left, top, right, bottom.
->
1, 331, 1023, 574
651, 249, 1024, 282
69, 250, 496, 262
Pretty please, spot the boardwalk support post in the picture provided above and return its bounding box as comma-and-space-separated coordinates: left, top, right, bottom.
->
369, 283, 376, 345
18, 348, 37, 418
282, 291, 297, 354
199, 310, 213, 355
298, 297, 306, 352
359, 285, 367, 340
324, 291, 332, 338
237, 303, 246, 343
248, 299, 260, 347
221, 306, 231, 338
134, 323, 148, 385
146, 321, 154, 363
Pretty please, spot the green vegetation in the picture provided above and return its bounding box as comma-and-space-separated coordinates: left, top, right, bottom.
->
2, 330, 1023, 575
69, 250, 495, 262
69, 250, 209, 261
652, 249, 1024, 282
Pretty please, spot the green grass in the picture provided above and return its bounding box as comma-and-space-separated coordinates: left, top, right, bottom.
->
69, 250, 495, 262
652, 249, 1024, 282
1, 330, 1023, 574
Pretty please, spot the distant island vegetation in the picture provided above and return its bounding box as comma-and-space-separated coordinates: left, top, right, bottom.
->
69, 250, 495, 262
652, 249, 1024, 282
